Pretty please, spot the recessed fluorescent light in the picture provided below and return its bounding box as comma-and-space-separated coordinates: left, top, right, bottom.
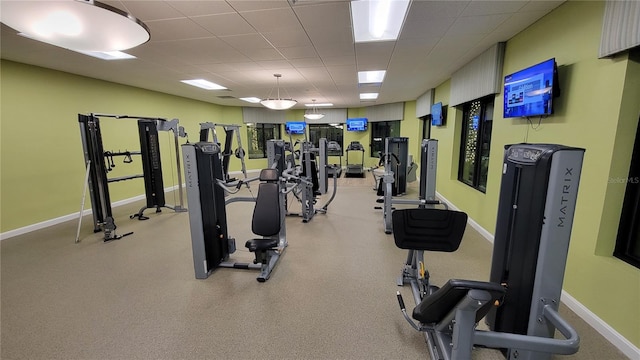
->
360, 93, 379, 100
76, 50, 136, 60
351, 0, 410, 42
358, 70, 386, 84
181, 79, 227, 90
304, 103, 333, 107
240, 97, 262, 103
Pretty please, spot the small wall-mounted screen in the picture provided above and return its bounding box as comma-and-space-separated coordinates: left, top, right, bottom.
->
431, 102, 444, 126
285, 121, 306, 134
346, 118, 368, 131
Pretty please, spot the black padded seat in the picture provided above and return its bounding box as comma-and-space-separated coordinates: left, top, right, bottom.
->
392, 208, 468, 252
245, 238, 279, 252
412, 279, 506, 324
245, 168, 281, 253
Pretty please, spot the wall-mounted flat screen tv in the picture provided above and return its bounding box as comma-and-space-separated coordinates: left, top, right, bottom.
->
285, 121, 306, 134
431, 102, 444, 126
346, 118, 368, 131
503, 58, 559, 118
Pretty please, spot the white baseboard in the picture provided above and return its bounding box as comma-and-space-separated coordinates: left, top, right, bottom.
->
561, 291, 640, 359
436, 191, 495, 243
0, 186, 179, 241
436, 191, 638, 359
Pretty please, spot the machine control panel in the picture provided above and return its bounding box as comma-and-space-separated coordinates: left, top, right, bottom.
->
196, 142, 220, 154
507, 146, 544, 163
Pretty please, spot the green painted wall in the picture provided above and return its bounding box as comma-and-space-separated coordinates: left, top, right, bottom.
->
432, 1, 639, 347
0, 60, 245, 231
1, 0, 638, 347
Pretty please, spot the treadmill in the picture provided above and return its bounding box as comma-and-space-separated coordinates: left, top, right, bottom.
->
345, 141, 365, 178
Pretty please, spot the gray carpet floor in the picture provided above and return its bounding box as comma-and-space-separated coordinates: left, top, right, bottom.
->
0, 174, 628, 359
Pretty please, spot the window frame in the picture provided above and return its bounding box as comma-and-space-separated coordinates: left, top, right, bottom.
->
614, 117, 640, 269
458, 95, 494, 193
370, 120, 401, 157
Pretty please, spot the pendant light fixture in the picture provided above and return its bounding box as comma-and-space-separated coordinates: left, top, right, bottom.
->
304, 99, 325, 120
1, 0, 150, 52
261, 74, 297, 110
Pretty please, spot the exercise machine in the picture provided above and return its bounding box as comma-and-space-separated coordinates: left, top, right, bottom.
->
268, 139, 338, 223
77, 113, 186, 242
326, 140, 343, 178
182, 141, 287, 282
344, 141, 365, 178
377, 139, 440, 234
395, 143, 583, 360
199, 122, 248, 183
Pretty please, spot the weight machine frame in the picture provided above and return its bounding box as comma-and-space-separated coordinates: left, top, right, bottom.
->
77, 113, 186, 242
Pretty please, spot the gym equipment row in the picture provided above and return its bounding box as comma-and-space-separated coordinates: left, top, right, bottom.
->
267, 138, 338, 223
77, 113, 187, 242
182, 141, 287, 282
394, 143, 584, 360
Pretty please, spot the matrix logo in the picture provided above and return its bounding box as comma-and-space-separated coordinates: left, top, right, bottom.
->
184, 153, 193, 188
558, 167, 574, 227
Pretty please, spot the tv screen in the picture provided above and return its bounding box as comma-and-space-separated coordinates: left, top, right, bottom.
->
346, 118, 368, 132
431, 102, 444, 126
503, 58, 558, 118
285, 121, 306, 134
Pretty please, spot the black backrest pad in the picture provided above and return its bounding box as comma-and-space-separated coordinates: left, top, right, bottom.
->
412, 279, 506, 324
252, 182, 281, 237
260, 168, 279, 182
392, 209, 468, 251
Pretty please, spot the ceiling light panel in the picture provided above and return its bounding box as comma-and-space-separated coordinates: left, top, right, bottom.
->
360, 93, 379, 100
358, 70, 386, 84
305, 103, 334, 107
351, 0, 410, 43
240, 97, 262, 103
181, 79, 227, 90
75, 50, 136, 60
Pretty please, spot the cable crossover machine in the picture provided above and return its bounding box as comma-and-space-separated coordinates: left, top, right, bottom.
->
77, 113, 187, 242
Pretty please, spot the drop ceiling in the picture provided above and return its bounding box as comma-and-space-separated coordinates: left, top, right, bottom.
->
0, 0, 564, 109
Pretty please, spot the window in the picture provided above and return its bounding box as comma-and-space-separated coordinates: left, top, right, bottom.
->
614, 117, 640, 269
370, 120, 400, 157
458, 96, 494, 192
421, 115, 431, 139
308, 124, 344, 154
247, 123, 281, 159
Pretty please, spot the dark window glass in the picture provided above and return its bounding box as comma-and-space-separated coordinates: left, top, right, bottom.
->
247, 123, 281, 159
370, 120, 401, 157
308, 124, 344, 154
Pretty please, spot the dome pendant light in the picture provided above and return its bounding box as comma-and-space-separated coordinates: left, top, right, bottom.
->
304, 99, 325, 120
260, 74, 297, 110
1, 0, 150, 52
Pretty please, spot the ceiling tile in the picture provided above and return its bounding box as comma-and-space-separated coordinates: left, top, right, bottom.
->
461, 1, 527, 16
279, 46, 318, 60
239, 8, 302, 33
292, 1, 351, 29
263, 30, 313, 48
145, 18, 212, 41
227, 0, 291, 12
191, 13, 256, 36
166, 1, 236, 16
120, 1, 184, 21
446, 14, 511, 36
